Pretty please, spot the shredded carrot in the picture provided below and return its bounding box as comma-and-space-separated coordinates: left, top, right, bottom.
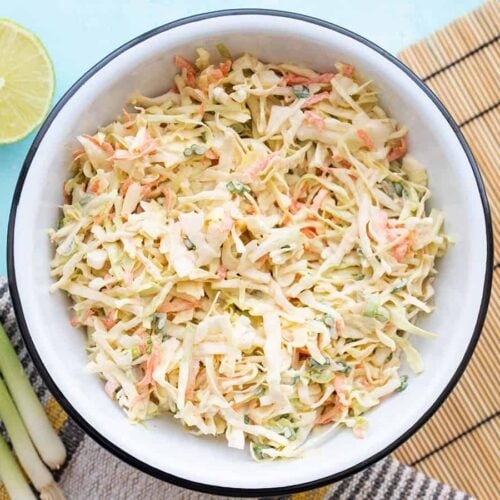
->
185, 358, 201, 401
162, 188, 174, 212
247, 152, 279, 177
387, 135, 408, 162
205, 148, 219, 160
304, 111, 325, 131
219, 60, 232, 76
332, 154, 352, 168
87, 179, 100, 194
311, 188, 329, 212
120, 178, 133, 197
216, 264, 227, 280
102, 309, 118, 330
175, 56, 197, 87
316, 401, 345, 425
72, 149, 84, 159
83, 134, 114, 154
300, 227, 317, 239
137, 346, 161, 390
282, 72, 336, 86
302, 92, 330, 108
157, 297, 200, 313
356, 129, 375, 151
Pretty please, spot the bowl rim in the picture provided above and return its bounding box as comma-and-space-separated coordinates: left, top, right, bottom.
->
7, 8, 493, 497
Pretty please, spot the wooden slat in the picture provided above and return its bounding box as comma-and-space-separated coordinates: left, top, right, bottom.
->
393, 2, 500, 499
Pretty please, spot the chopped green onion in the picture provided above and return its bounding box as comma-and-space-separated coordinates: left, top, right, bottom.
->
353, 273, 365, 281
363, 296, 389, 323
0, 324, 66, 469
183, 144, 207, 157
57, 217, 65, 230
146, 337, 153, 355
336, 362, 351, 374
0, 433, 36, 500
290, 375, 300, 385
0, 378, 62, 497
243, 415, 250, 424
396, 375, 408, 392
131, 345, 141, 359
183, 236, 196, 250
291, 84, 310, 99
215, 42, 232, 59
153, 313, 166, 334
191, 144, 207, 155
251, 443, 271, 460
310, 357, 330, 369
392, 181, 404, 197
309, 358, 334, 383
226, 180, 250, 195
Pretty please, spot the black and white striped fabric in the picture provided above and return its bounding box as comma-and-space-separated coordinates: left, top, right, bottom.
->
0, 278, 472, 499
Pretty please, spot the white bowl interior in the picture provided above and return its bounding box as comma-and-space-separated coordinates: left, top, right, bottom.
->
12, 14, 489, 491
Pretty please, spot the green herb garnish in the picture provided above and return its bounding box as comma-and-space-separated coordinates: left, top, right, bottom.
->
291, 84, 310, 99
396, 375, 408, 392
226, 180, 250, 195
183, 144, 207, 157
216, 42, 231, 59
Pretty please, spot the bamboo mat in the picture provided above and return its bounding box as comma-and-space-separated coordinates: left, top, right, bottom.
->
391, 1, 500, 499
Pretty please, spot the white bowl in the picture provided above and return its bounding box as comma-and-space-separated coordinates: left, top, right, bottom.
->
8, 9, 493, 496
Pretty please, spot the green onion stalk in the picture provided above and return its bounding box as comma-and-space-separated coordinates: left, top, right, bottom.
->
0, 433, 36, 500
0, 324, 66, 468
0, 378, 64, 499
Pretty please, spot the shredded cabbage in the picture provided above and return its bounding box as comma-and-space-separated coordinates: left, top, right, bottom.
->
50, 49, 448, 461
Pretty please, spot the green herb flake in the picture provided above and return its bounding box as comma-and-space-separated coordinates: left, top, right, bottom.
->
226, 180, 250, 195
216, 42, 232, 60
244, 415, 250, 424
336, 361, 351, 374
353, 273, 365, 281
291, 84, 310, 99
396, 375, 408, 392
153, 313, 167, 334
290, 375, 300, 385
252, 443, 271, 460
392, 181, 404, 197
131, 345, 141, 360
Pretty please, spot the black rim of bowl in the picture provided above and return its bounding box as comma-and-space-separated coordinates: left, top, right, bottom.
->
7, 8, 493, 497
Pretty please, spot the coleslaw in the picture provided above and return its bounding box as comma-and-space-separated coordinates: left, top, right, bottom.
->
49, 47, 448, 460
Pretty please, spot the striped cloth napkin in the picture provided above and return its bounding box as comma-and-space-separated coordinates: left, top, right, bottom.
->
0, 277, 472, 499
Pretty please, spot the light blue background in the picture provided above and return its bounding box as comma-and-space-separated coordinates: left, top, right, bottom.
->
0, 0, 481, 276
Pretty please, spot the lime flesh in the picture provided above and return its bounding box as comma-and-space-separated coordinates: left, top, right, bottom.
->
0, 19, 54, 144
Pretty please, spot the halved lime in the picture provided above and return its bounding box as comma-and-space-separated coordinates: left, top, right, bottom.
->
0, 19, 54, 144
